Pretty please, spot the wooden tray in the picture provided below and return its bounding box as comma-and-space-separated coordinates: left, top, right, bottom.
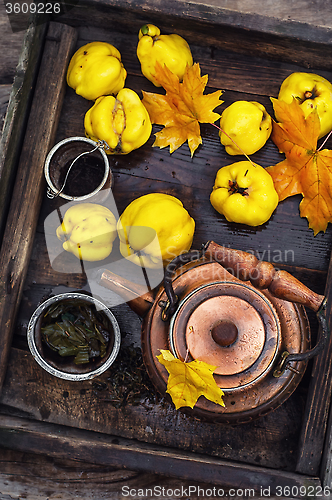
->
1, 1, 332, 494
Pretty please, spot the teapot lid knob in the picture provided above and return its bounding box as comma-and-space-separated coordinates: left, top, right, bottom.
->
211, 320, 238, 347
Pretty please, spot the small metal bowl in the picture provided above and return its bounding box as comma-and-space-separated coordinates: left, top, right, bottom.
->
44, 137, 112, 201
27, 293, 121, 381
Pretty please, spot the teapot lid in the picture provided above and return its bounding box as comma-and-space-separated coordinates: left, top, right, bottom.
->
169, 281, 281, 391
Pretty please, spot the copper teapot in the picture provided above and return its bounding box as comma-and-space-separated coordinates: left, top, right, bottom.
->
98, 241, 327, 424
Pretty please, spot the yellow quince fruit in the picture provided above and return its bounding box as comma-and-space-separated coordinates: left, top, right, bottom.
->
56, 203, 117, 261
219, 101, 272, 156
117, 193, 195, 268
67, 41, 127, 101
210, 161, 278, 226
277, 72, 332, 138
137, 24, 193, 87
84, 88, 152, 154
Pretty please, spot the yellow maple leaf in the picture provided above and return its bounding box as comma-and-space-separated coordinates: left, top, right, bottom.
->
157, 349, 225, 410
142, 62, 223, 156
266, 98, 332, 235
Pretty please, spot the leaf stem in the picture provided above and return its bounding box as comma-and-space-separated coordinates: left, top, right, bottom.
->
210, 122, 256, 166
317, 129, 332, 151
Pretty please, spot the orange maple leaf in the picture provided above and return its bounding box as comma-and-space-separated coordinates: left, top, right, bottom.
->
266, 98, 332, 235
157, 349, 225, 410
142, 62, 223, 156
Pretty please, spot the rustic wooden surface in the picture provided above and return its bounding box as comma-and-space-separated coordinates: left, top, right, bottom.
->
0, 445, 232, 500
0, 447, 304, 500
192, 0, 332, 27
295, 257, 332, 476
0, 7, 48, 242
0, 3, 24, 130
0, 414, 321, 497
1, 0, 332, 497
0, 21, 78, 390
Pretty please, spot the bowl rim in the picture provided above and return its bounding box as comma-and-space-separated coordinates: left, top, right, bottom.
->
44, 136, 111, 201
27, 292, 121, 381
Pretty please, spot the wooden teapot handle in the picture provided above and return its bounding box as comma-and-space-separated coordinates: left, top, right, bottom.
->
163, 242, 327, 374
204, 241, 325, 312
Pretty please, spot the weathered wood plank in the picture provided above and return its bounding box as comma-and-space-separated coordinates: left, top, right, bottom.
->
0, 446, 216, 500
0, 22, 77, 390
296, 252, 332, 475
0, 414, 321, 496
0, 85, 11, 130
321, 404, 332, 489
0, 19, 47, 240
58, 0, 332, 71
184, 0, 332, 29
4, 445, 300, 500
0, 2, 25, 85
0, 347, 305, 471
24, 220, 328, 296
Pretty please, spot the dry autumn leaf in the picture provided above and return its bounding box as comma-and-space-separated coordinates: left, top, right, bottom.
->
157, 349, 225, 410
266, 98, 332, 235
142, 62, 223, 157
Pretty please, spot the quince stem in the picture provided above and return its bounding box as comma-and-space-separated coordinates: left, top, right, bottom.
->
210, 122, 256, 166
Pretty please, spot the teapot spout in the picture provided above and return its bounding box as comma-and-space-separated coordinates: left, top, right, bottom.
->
98, 269, 155, 317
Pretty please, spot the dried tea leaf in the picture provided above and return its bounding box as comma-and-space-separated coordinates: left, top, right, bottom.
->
41, 301, 110, 364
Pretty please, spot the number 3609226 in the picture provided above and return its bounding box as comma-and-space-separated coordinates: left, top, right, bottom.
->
5, 2, 61, 14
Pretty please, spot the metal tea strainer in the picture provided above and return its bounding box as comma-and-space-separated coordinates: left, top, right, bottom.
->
44, 137, 112, 201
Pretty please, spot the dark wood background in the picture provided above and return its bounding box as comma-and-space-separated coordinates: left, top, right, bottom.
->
1, 0, 332, 497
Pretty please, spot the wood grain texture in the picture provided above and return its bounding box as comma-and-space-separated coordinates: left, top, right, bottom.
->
0, 22, 77, 389
0, 85, 11, 130
0, 2, 25, 85
0, 19, 47, 240
321, 399, 332, 489
0, 347, 306, 471
188, 0, 332, 28
296, 255, 332, 475
0, 446, 220, 500
59, 0, 332, 71
0, 415, 321, 495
